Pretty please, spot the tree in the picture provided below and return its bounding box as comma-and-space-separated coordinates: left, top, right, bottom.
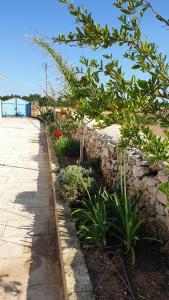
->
33, 1, 169, 192
52, 1, 169, 165
32, 37, 98, 162
25, 93, 57, 114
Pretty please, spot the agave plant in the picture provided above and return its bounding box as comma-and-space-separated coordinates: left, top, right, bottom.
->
72, 187, 112, 247
112, 158, 146, 264
112, 194, 143, 264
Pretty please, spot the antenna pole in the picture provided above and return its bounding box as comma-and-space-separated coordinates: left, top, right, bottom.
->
43, 63, 48, 96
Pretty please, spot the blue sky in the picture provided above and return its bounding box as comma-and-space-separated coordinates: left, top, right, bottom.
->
0, 0, 169, 96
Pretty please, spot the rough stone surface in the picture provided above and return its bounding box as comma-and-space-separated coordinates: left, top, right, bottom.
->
72, 122, 169, 241
156, 191, 168, 205
0, 118, 64, 300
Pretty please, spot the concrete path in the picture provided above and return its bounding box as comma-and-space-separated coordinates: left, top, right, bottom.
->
0, 118, 64, 300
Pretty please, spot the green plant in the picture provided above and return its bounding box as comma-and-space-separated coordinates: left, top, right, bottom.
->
54, 137, 80, 157
53, 0, 169, 185
41, 110, 54, 123
57, 165, 95, 204
72, 186, 112, 247
49, 122, 59, 137
54, 114, 77, 138
111, 159, 145, 264
33, 1, 169, 195
159, 181, 169, 197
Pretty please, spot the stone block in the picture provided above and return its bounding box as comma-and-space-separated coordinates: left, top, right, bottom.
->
107, 142, 115, 153
133, 178, 142, 189
106, 161, 112, 170
156, 202, 165, 216
132, 165, 150, 178
101, 147, 109, 157
157, 171, 169, 183
136, 159, 142, 166
140, 160, 149, 167
147, 186, 158, 196
142, 176, 159, 188
156, 191, 168, 205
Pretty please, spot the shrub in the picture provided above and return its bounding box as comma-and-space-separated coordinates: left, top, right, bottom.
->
54, 137, 80, 158
58, 118, 77, 138
53, 114, 77, 138
72, 186, 112, 247
57, 165, 95, 204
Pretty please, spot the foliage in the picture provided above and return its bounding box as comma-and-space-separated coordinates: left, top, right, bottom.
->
33, 1, 169, 196
32, 36, 114, 123
0, 93, 56, 110
53, 0, 169, 170
41, 110, 55, 123
159, 181, 169, 197
120, 121, 169, 164
32, 36, 94, 163
72, 186, 112, 247
32, 37, 78, 105
54, 137, 80, 158
28, 94, 56, 114
57, 165, 95, 204
0, 94, 24, 100
49, 122, 59, 137
111, 160, 145, 264
54, 114, 77, 138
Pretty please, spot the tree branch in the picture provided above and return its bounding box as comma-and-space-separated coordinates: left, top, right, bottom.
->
144, 0, 169, 27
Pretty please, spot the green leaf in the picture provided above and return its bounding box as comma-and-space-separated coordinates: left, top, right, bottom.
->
132, 64, 141, 69
59, 0, 68, 3
121, 8, 132, 15
103, 54, 112, 59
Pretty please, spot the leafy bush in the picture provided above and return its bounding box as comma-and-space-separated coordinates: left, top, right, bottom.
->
55, 116, 77, 138
41, 110, 54, 123
57, 165, 95, 204
72, 187, 112, 247
54, 137, 80, 157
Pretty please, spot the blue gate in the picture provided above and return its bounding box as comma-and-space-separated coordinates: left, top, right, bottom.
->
2, 98, 31, 117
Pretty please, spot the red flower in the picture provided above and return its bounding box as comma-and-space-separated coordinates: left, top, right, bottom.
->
54, 130, 62, 138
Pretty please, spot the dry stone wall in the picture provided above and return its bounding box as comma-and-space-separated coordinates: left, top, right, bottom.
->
73, 122, 169, 241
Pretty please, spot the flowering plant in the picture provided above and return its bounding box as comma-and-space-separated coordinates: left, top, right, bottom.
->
54, 130, 62, 138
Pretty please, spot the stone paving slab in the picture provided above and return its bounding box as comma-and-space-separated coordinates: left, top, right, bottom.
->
0, 118, 63, 300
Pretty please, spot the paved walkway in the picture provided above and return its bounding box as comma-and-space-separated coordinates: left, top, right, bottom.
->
0, 118, 64, 300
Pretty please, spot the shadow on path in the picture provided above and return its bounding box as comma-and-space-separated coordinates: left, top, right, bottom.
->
0, 121, 64, 299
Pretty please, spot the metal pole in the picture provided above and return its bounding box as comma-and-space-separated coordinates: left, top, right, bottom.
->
43, 63, 48, 96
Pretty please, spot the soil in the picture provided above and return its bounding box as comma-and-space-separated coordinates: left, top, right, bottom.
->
83, 241, 169, 300
58, 155, 78, 168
